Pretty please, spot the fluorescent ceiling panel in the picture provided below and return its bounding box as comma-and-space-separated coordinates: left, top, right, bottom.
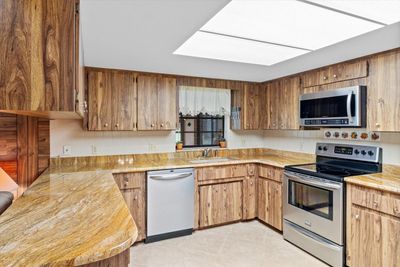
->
201, 0, 383, 50
307, 0, 400, 25
174, 31, 309, 66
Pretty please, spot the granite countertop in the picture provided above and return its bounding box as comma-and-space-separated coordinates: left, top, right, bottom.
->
345, 164, 400, 194
0, 170, 137, 267
1, 149, 399, 266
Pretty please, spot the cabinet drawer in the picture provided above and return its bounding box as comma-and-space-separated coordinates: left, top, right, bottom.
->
258, 165, 283, 182
351, 186, 400, 218
302, 60, 368, 87
247, 164, 256, 176
113, 172, 145, 190
199, 165, 247, 181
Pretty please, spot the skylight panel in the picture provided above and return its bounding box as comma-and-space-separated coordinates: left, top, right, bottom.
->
201, 0, 383, 50
174, 31, 309, 66
306, 0, 400, 25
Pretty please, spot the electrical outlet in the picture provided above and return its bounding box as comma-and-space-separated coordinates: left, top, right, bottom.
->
63, 145, 72, 155
91, 145, 97, 155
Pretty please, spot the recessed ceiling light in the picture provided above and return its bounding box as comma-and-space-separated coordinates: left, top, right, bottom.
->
201, 0, 383, 50
306, 0, 400, 25
174, 31, 309, 66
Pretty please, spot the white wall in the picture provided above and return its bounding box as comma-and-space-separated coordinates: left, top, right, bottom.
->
50, 118, 265, 157
263, 130, 400, 165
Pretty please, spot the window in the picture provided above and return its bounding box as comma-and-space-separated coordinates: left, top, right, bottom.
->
176, 113, 224, 148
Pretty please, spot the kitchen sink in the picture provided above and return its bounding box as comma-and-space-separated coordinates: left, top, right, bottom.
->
189, 157, 235, 164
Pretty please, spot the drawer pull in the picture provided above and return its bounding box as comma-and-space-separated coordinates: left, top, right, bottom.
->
134, 196, 138, 200
394, 207, 399, 214
373, 201, 379, 207
355, 214, 360, 220
124, 182, 129, 187
333, 74, 337, 78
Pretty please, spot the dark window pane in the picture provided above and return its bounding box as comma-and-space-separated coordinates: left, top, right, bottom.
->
184, 133, 196, 146
213, 119, 224, 131
200, 118, 212, 131
200, 133, 212, 146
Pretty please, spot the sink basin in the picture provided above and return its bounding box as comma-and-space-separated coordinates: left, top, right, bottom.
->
189, 157, 234, 164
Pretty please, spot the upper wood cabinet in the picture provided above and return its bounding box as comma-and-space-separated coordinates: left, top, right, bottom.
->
0, 0, 79, 112
137, 75, 177, 130
302, 60, 368, 88
87, 70, 137, 131
264, 76, 301, 130
230, 83, 261, 130
367, 50, 400, 131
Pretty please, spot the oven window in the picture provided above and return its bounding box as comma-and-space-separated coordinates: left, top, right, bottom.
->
300, 94, 355, 119
288, 180, 333, 220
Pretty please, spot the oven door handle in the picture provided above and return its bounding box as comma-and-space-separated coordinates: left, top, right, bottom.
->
284, 171, 342, 190
347, 92, 353, 123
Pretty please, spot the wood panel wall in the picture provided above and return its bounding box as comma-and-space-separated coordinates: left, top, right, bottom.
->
0, 113, 50, 196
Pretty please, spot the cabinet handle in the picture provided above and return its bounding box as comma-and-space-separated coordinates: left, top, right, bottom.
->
394, 207, 399, 214
151, 123, 155, 127
104, 123, 109, 127
333, 74, 337, 78
355, 214, 360, 220
124, 182, 128, 187
323, 76, 328, 80
375, 123, 380, 128
160, 123, 164, 128
115, 123, 119, 128
250, 181, 253, 185
134, 196, 138, 200
373, 201, 379, 207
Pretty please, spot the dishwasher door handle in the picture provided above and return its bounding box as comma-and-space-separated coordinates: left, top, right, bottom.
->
149, 173, 192, 181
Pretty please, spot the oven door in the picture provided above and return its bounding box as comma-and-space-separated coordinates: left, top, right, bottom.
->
283, 171, 344, 245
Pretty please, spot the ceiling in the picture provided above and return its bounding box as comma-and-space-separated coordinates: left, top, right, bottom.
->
81, 0, 400, 82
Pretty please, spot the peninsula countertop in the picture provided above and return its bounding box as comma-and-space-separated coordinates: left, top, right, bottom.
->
0, 170, 137, 267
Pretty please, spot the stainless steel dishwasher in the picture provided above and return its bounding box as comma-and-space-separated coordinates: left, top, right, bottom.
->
146, 168, 194, 243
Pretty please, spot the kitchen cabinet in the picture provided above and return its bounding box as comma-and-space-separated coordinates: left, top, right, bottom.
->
0, 0, 79, 113
367, 50, 400, 131
257, 165, 283, 230
113, 172, 146, 242
302, 59, 368, 88
243, 175, 256, 220
346, 184, 400, 266
264, 76, 300, 130
137, 75, 177, 130
230, 84, 261, 130
88, 70, 136, 131
199, 181, 242, 228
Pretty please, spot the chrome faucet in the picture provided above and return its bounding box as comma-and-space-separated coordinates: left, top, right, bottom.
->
202, 148, 212, 158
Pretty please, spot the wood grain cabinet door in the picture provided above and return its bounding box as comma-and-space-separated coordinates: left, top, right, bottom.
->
0, 0, 77, 111
264, 81, 280, 130
367, 50, 400, 131
157, 77, 177, 130
243, 84, 260, 130
281, 76, 300, 130
257, 177, 282, 230
88, 71, 112, 130
121, 188, 146, 242
199, 182, 242, 228
111, 72, 137, 131
243, 176, 256, 220
137, 75, 159, 130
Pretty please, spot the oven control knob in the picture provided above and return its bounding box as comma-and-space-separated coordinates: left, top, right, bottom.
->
323, 146, 328, 151
361, 150, 367, 156
318, 146, 322, 151
354, 149, 360, 155
368, 151, 374, 156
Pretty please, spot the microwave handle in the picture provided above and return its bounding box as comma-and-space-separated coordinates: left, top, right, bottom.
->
347, 92, 353, 123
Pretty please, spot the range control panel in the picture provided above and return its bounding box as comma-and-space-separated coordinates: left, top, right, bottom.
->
316, 143, 382, 163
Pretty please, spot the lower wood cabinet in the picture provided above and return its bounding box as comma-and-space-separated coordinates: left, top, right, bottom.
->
243, 176, 257, 220
257, 165, 283, 231
113, 172, 146, 242
199, 181, 242, 228
346, 184, 400, 267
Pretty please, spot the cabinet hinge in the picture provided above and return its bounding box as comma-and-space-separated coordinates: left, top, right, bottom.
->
135, 77, 138, 83
75, 2, 80, 14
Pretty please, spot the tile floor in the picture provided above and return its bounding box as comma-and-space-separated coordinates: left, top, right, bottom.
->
130, 221, 328, 267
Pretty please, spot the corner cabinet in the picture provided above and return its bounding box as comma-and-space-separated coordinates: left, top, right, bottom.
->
0, 0, 80, 113
137, 75, 177, 130
113, 172, 146, 242
264, 76, 300, 130
87, 70, 137, 131
346, 184, 400, 266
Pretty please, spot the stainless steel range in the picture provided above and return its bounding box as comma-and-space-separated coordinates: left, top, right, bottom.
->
283, 143, 382, 267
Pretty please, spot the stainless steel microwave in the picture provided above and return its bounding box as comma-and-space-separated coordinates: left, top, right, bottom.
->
299, 86, 366, 127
